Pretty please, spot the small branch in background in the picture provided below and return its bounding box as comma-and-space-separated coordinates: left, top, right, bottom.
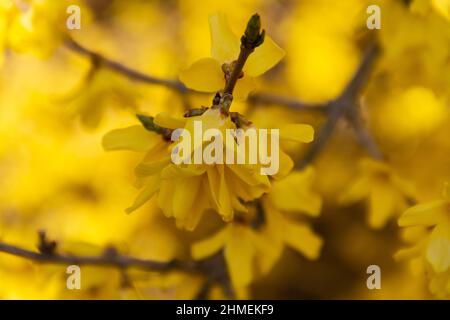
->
0, 231, 234, 299
65, 35, 382, 163
248, 92, 328, 112
65, 38, 188, 93
346, 107, 383, 160
298, 44, 383, 168
0, 237, 192, 271
64, 38, 322, 114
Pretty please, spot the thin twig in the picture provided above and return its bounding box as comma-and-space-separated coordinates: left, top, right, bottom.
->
346, 107, 383, 160
0, 232, 235, 299
298, 44, 382, 168
0, 240, 194, 271
223, 47, 253, 97
65, 38, 188, 93
65, 34, 382, 164
248, 92, 328, 111
64, 38, 321, 113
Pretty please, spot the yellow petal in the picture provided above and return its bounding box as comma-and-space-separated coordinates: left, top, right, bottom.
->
158, 181, 175, 218
231, 197, 248, 213
283, 221, 323, 260
206, 166, 233, 221
339, 175, 371, 204
182, 180, 210, 231
432, 0, 450, 20
272, 149, 294, 180
269, 168, 322, 216
179, 58, 224, 92
280, 124, 314, 143
135, 158, 171, 177
191, 228, 229, 260
227, 166, 270, 201
426, 222, 450, 273
136, 143, 171, 177
244, 35, 285, 77
233, 76, 256, 101
399, 200, 448, 227
160, 164, 207, 179
173, 176, 202, 226
126, 175, 160, 213
227, 163, 270, 187
154, 112, 186, 129
368, 184, 397, 229
224, 225, 256, 287
209, 13, 240, 62
394, 243, 425, 261
102, 126, 160, 152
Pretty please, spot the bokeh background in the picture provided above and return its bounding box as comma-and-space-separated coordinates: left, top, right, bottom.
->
0, 0, 449, 299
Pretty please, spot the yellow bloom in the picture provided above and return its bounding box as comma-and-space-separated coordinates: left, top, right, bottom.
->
396, 186, 450, 298
0, 1, 10, 67
263, 168, 323, 255
339, 159, 417, 229
412, 0, 450, 20
103, 108, 313, 231
179, 13, 285, 100
5, 0, 89, 57
370, 86, 448, 144
191, 167, 322, 293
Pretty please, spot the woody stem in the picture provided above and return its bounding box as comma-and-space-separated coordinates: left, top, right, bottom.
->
223, 47, 253, 97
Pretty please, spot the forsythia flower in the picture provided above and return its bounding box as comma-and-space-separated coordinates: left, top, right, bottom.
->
191, 167, 323, 295
339, 159, 417, 229
262, 167, 323, 263
4, 0, 90, 58
412, 0, 450, 20
179, 13, 285, 100
0, 0, 9, 67
103, 108, 314, 230
370, 86, 448, 144
396, 185, 450, 298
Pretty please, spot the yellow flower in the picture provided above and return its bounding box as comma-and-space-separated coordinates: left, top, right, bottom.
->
103, 108, 314, 231
5, 0, 91, 58
179, 13, 285, 100
191, 167, 322, 293
412, 0, 450, 20
284, 0, 365, 103
263, 167, 323, 262
370, 86, 448, 144
396, 185, 450, 298
339, 159, 417, 229
0, 1, 10, 67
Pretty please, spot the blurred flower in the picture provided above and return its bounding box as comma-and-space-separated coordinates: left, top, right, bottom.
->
191, 167, 322, 295
370, 86, 448, 144
411, 0, 450, 20
4, 0, 92, 58
396, 184, 450, 298
339, 159, 417, 229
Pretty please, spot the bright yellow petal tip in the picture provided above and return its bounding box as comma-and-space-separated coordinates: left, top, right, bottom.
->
179, 57, 224, 92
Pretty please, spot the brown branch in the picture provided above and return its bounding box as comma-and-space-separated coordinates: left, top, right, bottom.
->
221, 14, 265, 111
64, 36, 382, 164
65, 38, 188, 93
0, 240, 194, 271
298, 44, 382, 168
0, 231, 235, 299
248, 92, 328, 112
64, 38, 320, 113
223, 46, 253, 97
